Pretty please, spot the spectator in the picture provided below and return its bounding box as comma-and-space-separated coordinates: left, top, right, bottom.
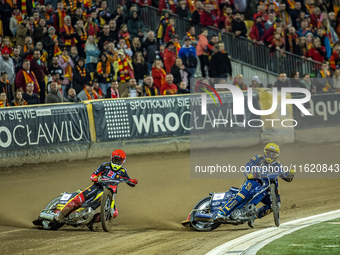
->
178, 36, 197, 78
122, 78, 142, 98
66, 88, 81, 102
316, 27, 331, 59
289, 1, 302, 29
164, 18, 176, 43
72, 7, 84, 27
163, 42, 177, 73
69, 46, 79, 67
200, 2, 218, 28
30, 49, 49, 104
12, 91, 28, 106
209, 43, 232, 79
0, 48, 15, 86
308, 37, 326, 63
93, 79, 104, 99
278, 3, 292, 28
85, 13, 100, 40
105, 80, 119, 98
333, 68, 340, 92
156, 10, 170, 45
183, 26, 197, 46
220, 6, 233, 33
53, 1, 66, 34
22, 82, 40, 105
296, 11, 307, 30
249, 16, 265, 44
15, 59, 40, 94
285, 27, 301, 55
21, 36, 34, 60
232, 12, 247, 38
74, 20, 87, 58
320, 19, 339, 48
0, 93, 9, 107
330, 42, 340, 71
262, 18, 283, 45
264, 13, 275, 31
58, 47, 74, 96
328, 12, 337, 31
73, 57, 91, 94
78, 80, 99, 101
161, 73, 178, 95
12, 47, 23, 74
131, 37, 142, 56
300, 73, 315, 93
142, 31, 159, 74
127, 10, 144, 42
233, 74, 247, 90
142, 76, 160, 96
45, 81, 64, 103
297, 19, 312, 37
108, 19, 119, 44
60, 16, 77, 46
132, 51, 148, 83
171, 57, 191, 87
118, 23, 131, 48
196, 29, 209, 78
97, 52, 114, 94
176, 0, 190, 19
85, 35, 101, 73
98, 24, 111, 50
177, 81, 189, 94
190, 1, 203, 26
274, 73, 290, 91
0, 0, 12, 37
113, 50, 133, 83
44, 26, 62, 66
0, 72, 13, 106
116, 37, 133, 58
289, 71, 304, 88
33, 18, 48, 45
251, 76, 263, 89
316, 61, 332, 92
158, 0, 176, 13
152, 59, 166, 91
9, 6, 22, 36
49, 56, 64, 80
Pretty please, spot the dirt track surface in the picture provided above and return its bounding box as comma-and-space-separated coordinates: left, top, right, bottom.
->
1, 142, 340, 255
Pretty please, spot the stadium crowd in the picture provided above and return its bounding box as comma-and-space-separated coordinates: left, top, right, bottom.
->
0, 0, 339, 106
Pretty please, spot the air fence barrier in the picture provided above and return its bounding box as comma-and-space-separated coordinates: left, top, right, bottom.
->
0, 92, 339, 167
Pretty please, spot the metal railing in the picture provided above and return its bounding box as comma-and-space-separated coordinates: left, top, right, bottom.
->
140, 6, 322, 77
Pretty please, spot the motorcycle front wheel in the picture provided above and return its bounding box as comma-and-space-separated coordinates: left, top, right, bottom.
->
270, 183, 280, 227
190, 196, 221, 232
100, 189, 114, 232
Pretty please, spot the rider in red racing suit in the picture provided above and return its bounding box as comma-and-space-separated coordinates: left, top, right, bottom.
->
55, 149, 138, 223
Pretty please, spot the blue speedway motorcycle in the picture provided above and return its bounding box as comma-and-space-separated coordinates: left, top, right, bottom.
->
181, 172, 282, 231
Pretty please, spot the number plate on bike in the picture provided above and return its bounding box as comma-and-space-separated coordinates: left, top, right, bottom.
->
212, 193, 225, 200
60, 193, 72, 201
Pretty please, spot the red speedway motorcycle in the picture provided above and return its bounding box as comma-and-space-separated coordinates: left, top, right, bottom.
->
33, 175, 132, 232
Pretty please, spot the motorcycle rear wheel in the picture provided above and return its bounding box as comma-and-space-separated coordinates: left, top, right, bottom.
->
190, 196, 221, 232
100, 189, 114, 232
42, 196, 64, 230
270, 183, 280, 227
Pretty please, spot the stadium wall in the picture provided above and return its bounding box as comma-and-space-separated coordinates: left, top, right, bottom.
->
0, 93, 338, 167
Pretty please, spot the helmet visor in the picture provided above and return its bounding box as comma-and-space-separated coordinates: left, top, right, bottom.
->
265, 150, 278, 159
112, 157, 123, 165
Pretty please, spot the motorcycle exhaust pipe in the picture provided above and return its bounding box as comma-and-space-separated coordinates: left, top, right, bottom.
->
39, 212, 55, 221
195, 216, 214, 223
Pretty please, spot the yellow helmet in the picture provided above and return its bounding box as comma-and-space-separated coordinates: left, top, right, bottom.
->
264, 143, 280, 163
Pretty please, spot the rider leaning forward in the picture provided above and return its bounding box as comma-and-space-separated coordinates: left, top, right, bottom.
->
55, 149, 138, 223
217, 143, 295, 220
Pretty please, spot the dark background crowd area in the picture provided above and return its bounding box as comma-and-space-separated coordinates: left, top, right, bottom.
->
0, 0, 339, 107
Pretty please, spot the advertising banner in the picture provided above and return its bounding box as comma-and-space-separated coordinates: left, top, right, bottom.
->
0, 104, 91, 150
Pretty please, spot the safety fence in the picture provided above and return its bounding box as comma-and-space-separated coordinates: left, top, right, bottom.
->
139, 6, 322, 76
0, 91, 339, 166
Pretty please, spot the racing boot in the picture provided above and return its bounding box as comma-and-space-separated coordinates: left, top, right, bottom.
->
255, 205, 272, 219
54, 193, 85, 223
112, 207, 118, 219
216, 192, 245, 219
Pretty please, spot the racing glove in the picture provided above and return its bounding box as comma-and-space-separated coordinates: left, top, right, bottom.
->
127, 179, 138, 187
91, 174, 99, 183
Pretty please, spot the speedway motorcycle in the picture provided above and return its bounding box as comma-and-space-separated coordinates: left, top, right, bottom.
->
33, 175, 130, 232
181, 172, 282, 231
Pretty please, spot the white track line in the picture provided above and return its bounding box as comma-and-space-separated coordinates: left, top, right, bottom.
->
206, 209, 340, 255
